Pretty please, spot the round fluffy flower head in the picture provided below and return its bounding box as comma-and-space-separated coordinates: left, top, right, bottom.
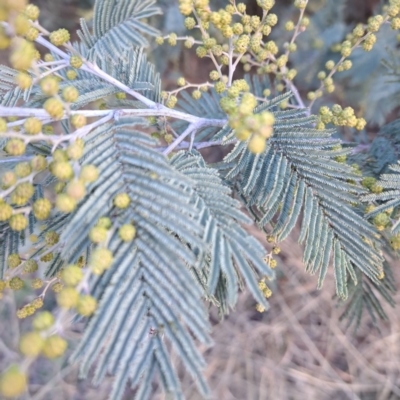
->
248, 134, 266, 154
5, 139, 26, 156
238, 93, 257, 116
0, 366, 27, 399
97, 217, 112, 229
56, 193, 76, 213
19, 331, 44, 357
33, 311, 54, 331
7, 253, 21, 269
185, 38, 194, 48
14, 182, 34, 199
390, 234, 400, 250
23, 259, 38, 273
179, 1, 192, 16
77, 295, 97, 317
361, 176, 376, 189
89, 247, 114, 275
66, 69, 77, 81
185, 17, 196, 30
272, 246, 281, 255
0, 117, 7, 133
9, 277, 24, 290
166, 95, 178, 108
114, 193, 130, 209
49, 28, 70, 46
57, 287, 79, 308
25, 4, 40, 20
62, 86, 79, 103
30, 298, 43, 309
373, 213, 390, 230
51, 161, 74, 181
294, 0, 307, 9
42, 335, 67, 358
119, 224, 136, 242
24, 117, 42, 135
89, 226, 108, 243
40, 252, 54, 262
45, 231, 59, 246
44, 98, 64, 120
61, 265, 83, 286
26, 27, 39, 41
209, 70, 219, 81
155, 36, 164, 45
266, 13, 278, 26
1, 171, 17, 189
16, 307, 28, 319
115, 92, 126, 100
71, 114, 87, 129
33, 198, 52, 220
196, 46, 207, 58
192, 89, 202, 100
15, 162, 31, 178
14, 13, 30, 36
0, 203, 12, 222
31, 278, 44, 289
9, 214, 28, 231
255, 303, 266, 313
66, 179, 86, 200
371, 184, 383, 194
51, 281, 62, 292
177, 77, 186, 87
354, 117, 367, 131
40, 76, 59, 95
257, 0, 275, 10
80, 164, 99, 183
269, 259, 277, 268
70, 55, 83, 68
235, 126, 251, 141
31, 155, 47, 171
15, 72, 32, 89
168, 33, 177, 46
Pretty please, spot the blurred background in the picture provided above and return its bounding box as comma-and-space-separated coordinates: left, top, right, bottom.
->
1, 0, 400, 399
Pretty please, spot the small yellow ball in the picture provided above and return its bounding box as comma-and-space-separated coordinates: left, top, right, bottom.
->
57, 287, 79, 308
40, 76, 59, 96
19, 331, 44, 357
62, 86, 79, 103
42, 335, 67, 358
0, 366, 27, 399
77, 295, 97, 317
248, 134, 266, 154
114, 193, 130, 209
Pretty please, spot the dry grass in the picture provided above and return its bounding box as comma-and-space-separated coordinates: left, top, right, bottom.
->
1, 1, 399, 398
3, 232, 397, 400
158, 230, 400, 400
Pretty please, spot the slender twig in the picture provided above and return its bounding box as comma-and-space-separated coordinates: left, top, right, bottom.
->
0, 105, 226, 125
156, 139, 227, 152
162, 123, 199, 155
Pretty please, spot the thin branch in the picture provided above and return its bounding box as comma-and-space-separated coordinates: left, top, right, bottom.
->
0, 105, 226, 126
162, 123, 198, 155
156, 139, 227, 152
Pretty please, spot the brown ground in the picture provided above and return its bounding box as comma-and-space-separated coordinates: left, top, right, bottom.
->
1, 1, 400, 399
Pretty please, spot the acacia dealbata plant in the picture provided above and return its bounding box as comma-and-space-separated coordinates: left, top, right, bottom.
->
0, 0, 400, 398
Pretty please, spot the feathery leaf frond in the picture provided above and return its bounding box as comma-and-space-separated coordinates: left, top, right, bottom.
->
219, 78, 383, 299
78, 0, 162, 59
171, 150, 275, 313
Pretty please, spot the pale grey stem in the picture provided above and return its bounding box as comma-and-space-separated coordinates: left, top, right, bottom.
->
0, 105, 226, 125
189, 132, 195, 151
157, 139, 227, 152
163, 119, 226, 155
162, 123, 198, 155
